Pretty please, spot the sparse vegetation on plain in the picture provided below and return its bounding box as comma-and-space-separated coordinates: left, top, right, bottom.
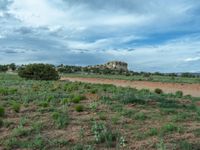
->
62, 73, 200, 84
0, 72, 200, 149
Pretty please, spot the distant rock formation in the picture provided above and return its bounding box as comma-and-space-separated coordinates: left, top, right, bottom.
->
105, 61, 128, 71
87, 61, 128, 71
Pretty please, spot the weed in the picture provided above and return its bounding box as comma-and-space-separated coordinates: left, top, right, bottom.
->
61, 98, 70, 105
52, 110, 69, 128
161, 123, 179, 135
146, 128, 158, 136
38, 101, 49, 108
119, 136, 126, 147
172, 112, 191, 122
89, 102, 98, 111
19, 117, 28, 127
12, 126, 32, 137
156, 139, 166, 150
31, 122, 43, 134
10, 101, 21, 113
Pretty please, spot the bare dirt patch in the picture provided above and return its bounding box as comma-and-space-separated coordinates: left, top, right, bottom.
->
61, 77, 200, 97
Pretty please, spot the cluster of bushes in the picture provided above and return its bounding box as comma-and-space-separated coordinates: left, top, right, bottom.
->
57, 64, 82, 73
0, 63, 16, 72
58, 64, 130, 75
57, 64, 200, 78
18, 64, 59, 80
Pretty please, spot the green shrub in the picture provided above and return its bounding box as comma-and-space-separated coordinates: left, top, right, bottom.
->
154, 88, 163, 94
18, 64, 59, 80
61, 98, 70, 105
90, 89, 98, 94
175, 91, 183, 98
75, 105, 84, 112
72, 95, 86, 103
161, 123, 178, 135
38, 101, 49, 108
146, 128, 158, 136
0, 106, 5, 117
98, 112, 107, 120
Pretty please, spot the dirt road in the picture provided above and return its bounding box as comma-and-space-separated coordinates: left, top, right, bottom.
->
61, 77, 200, 97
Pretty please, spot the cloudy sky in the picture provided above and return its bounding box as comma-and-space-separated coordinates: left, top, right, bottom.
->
0, 0, 200, 72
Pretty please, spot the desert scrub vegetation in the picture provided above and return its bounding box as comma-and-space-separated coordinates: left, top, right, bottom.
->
0, 73, 200, 149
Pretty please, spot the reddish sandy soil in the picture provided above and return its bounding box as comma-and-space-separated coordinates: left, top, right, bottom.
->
61, 77, 200, 97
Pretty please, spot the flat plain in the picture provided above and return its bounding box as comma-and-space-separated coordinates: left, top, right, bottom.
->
0, 73, 200, 150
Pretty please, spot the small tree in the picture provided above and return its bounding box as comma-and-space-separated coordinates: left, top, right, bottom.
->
9, 63, 16, 71
0, 65, 8, 72
18, 64, 59, 80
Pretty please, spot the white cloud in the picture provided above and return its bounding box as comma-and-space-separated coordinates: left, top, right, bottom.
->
184, 57, 200, 62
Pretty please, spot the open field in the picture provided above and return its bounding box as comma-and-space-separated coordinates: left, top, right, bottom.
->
62, 74, 200, 84
0, 73, 200, 149
61, 77, 200, 97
